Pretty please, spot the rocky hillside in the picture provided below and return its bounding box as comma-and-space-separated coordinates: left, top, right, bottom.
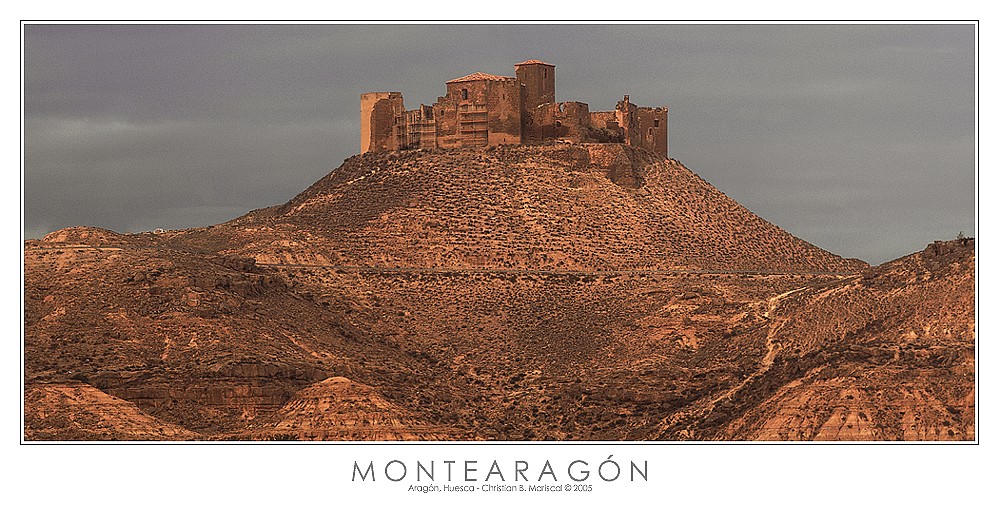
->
669, 238, 975, 440
23, 230, 463, 439
250, 377, 458, 441
24, 382, 198, 441
23, 144, 972, 441
170, 144, 865, 273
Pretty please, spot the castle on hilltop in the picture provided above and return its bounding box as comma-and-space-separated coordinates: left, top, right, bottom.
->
361, 60, 668, 158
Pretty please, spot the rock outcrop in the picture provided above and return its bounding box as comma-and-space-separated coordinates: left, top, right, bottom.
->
24, 382, 198, 440
251, 377, 458, 441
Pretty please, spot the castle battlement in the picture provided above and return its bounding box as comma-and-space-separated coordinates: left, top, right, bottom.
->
360, 60, 668, 158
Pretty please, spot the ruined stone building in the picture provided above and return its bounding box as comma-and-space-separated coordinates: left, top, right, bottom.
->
360, 60, 668, 158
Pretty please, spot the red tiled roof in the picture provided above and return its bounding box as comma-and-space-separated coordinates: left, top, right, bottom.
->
445, 72, 516, 84
515, 59, 554, 67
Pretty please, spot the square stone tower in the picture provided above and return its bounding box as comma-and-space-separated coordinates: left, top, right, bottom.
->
515, 60, 555, 111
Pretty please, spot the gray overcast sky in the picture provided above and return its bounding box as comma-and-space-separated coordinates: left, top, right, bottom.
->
23, 23, 975, 264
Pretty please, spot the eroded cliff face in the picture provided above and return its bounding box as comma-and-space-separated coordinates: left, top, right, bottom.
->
23, 234, 459, 439
23, 145, 971, 441
251, 377, 458, 441
24, 382, 198, 441
700, 239, 975, 441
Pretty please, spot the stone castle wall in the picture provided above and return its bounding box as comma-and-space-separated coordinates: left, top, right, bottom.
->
524, 101, 591, 141
360, 61, 668, 158
360, 92, 403, 153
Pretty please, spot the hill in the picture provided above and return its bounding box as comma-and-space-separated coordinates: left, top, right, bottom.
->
169, 144, 865, 273
23, 144, 972, 441
23, 232, 462, 438
658, 238, 975, 439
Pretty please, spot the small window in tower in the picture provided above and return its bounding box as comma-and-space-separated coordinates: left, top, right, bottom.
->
462, 89, 468, 100
648, 128, 653, 136
544, 68, 547, 78
654, 119, 660, 128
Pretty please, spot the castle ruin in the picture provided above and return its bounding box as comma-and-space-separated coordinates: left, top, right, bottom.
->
361, 60, 668, 158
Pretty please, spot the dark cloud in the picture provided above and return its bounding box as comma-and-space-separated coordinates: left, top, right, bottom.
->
23, 23, 975, 264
